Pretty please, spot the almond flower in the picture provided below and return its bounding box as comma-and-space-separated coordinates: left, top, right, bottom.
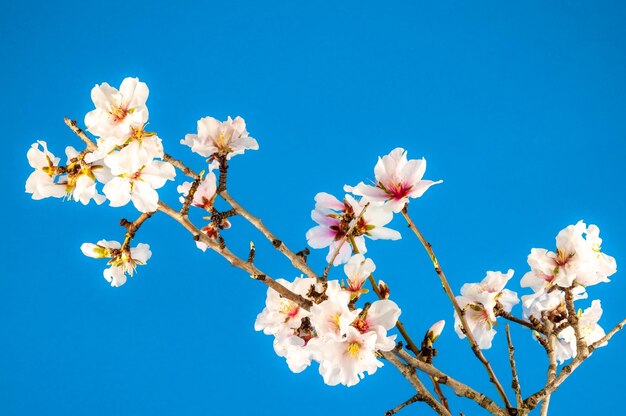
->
59, 146, 110, 205
255, 276, 400, 386
453, 270, 519, 349
85, 77, 149, 138
102, 158, 175, 213
345, 147, 442, 213
343, 254, 376, 299
181, 116, 258, 159
25, 141, 66, 200
306, 192, 401, 266
81, 240, 152, 287
555, 300, 607, 363
521, 221, 617, 291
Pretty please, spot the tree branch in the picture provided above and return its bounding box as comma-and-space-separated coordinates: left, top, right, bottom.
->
383, 351, 452, 416
401, 206, 513, 413
395, 348, 508, 416
505, 325, 523, 410
524, 316, 626, 410
219, 189, 321, 282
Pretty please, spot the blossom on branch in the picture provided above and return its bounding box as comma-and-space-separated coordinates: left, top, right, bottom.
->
255, 275, 400, 386
521, 221, 617, 291
181, 116, 258, 159
102, 159, 175, 213
306, 192, 401, 265
454, 270, 519, 349
25, 141, 67, 200
345, 147, 442, 213
81, 240, 152, 287
85, 77, 149, 138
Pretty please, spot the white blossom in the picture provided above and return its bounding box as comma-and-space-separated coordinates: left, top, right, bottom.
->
343, 254, 376, 299
554, 300, 607, 363
102, 159, 175, 213
454, 270, 519, 349
306, 192, 401, 265
345, 147, 442, 213
81, 240, 151, 287
181, 116, 258, 159
85, 77, 149, 138
521, 221, 617, 291
25, 141, 66, 200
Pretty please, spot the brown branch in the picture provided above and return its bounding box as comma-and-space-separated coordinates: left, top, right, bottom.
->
120, 212, 154, 250
524, 316, 626, 411
395, 348, 508, 416
346, 235, 422, 359
322, 203, 370, 280
505, 325, 523, 409
564, 288, 588, 358
180, 176, 202, 217
401, 206, 513, 413
498, 309, 545, 334
383, 351, 452, 416
64, 117, 97, 151
219, 189, 321, 282
539, 320, 557, 416
157, 201, 313, 310
163, 153, 199, 178
385, 393, 422, 416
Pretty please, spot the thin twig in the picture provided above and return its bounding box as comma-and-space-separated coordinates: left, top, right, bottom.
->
180, 176, 202, 217
498, 309, 545, 334
385, 393, 422, 415
383, 351, 452, 416
346, 235, 422, 358
524, 316, 626, 410
120, 212, 154, 250
157, 201, 313, 310
64, 117, 97, 151
540, 320, 557, 416
163, 153, 199, 178
505, 324, 523, 409
395, 348, 508, 416
401, 206, 513, 413
220, 189, 321, 282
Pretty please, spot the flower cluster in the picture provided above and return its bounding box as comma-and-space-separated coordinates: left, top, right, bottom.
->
25, 77, 176, 212
306, 147, 441, 265
520, 221, 616, 362
453, 270, 519, 349
255, 255, 401, 386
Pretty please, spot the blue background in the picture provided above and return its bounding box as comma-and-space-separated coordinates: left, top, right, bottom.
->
2, 1, 625, 415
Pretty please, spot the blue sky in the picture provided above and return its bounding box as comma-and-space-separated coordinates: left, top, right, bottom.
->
2, 1, 626, 415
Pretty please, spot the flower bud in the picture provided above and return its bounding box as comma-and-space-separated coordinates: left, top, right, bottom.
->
426, 320, 445, 344
378, 280, 390, 299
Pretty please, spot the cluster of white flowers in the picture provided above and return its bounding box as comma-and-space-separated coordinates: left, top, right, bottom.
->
255, 255, 401, 386
27, 76, 621, 399
449, 221, 616, 360
26, 77, 260, 287
306, 147, 441, 265
25, 77, 176, 212
453, 270, 519, 349
520, 221, 616, 362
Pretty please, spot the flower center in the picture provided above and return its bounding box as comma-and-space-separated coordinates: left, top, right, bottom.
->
347, 342, 361, 359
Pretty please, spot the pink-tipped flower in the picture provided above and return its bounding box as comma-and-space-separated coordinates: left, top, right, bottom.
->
306, 192, 401, 265
426, 320, 445, 344
85, 77, 149, 138
345, 148, 442, 213
521, 221, 617, 291
181, 116, 258, 159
